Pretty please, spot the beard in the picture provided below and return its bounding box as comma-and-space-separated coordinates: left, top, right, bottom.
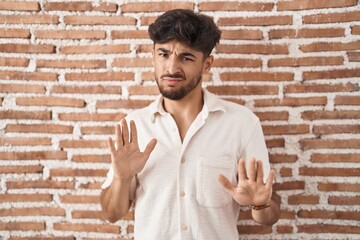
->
155, 72, 202, 100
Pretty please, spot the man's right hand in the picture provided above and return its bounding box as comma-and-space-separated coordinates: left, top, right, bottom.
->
108, 119, 157, 181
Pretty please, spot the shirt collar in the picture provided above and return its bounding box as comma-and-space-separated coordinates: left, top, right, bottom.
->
149, 88, 226, 123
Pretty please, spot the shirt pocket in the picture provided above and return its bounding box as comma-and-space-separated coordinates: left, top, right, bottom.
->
196, 155, 235, 208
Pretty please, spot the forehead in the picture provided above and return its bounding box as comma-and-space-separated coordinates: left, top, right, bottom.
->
154, 40, 202, 56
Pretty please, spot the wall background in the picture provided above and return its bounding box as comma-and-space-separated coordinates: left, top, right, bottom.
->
0, 0, 359, 239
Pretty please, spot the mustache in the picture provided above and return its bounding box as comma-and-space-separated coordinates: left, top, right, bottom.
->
161, 73, 185, 79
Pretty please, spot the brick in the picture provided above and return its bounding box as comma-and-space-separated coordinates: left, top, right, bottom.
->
299, 167, 359, 176
277, 225, 293, 234
300, 40, 360, 52
298, 224, 360, 234
81, 126, 113, 135
37, 59, 106, 69
113, 58, 152, 67
0, 84, 45, 93
301, 110, 360, 120
96, 99, 152, 109
0, 194, 52, 202
0, 1, 39, 11
52, 85, 121, 95
329, 196, 360, 205
65, 72, 133, 81
268, 56, 343, 67
0, 151, 67, 160
36, 30, 105, 40
0, 207, 65, 217
0, 222, 45, 231
263, 124, 309, 135
237, 225, 272, 234
217, 44, 288, 54
60, 195, 99, 204
199, 2, 273, 11
303, 68, 360, 80
0, 15, 59, 24
288, 195, 319, 204
10, 236, 74, 240
219, 16, 292, 26
269, 154, 297, 164
207, 85, 278, 95
274, 181, 305, 191
72, 210, 102, 219
220, 72, 293, 81
0, 165, 43, 174
72, 154, 110, 163
58, 113, 125, 122
223, 98, 245, 106
303, 11, 360, 24
7, 180, 74, 189
79, 182, 102, 189
0, 57, 29, 67
53, 223, 120, 234
64, 15, 135, 25
300, 139, 360, 150
60, 44, 130, 54
280, 167, 292, 177
220, 29, 263, 40
111, 30, 148, 39
351, 25, 360, 35
0, 28, 30, 38
0, 71, 58, 81
348, 51, 360, 62
284, 83, 358, 93
128, 86, 160, 96
122, 2, 194, 12
311, 153, 360, 163
51, 168, 107, 177
6, 124, 73, 134
59, 140, 107, 149
255, 97, 327, 107
266, 138, 285, 148
44, 2, 117, 12
255, 111, 289, 121
17, 97, 86, 108
136, 44, 153, 54
298, 210, 360, 221
319, 183, 360, 192
335, 95, 360, 105
278, 0, 357, 10
0, 111, 51, 120
313, 124, 360, 134
0, 44, 55, 53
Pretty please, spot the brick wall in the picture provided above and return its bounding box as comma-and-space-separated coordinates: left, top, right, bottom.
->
0, 0, 359, 239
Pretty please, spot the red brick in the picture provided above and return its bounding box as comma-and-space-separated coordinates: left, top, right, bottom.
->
0, 71, 57, 81
347, 51, 360, 61
10, 236, 74, 240
284, 83, 358, 93
128, 86, 160, 96
280, 167, 292, 177
199, 2, 273, 11
266, 138, 285, 148
0, 1, 40, 11
269, 154, 297, 164
311, 153, 360, 163
65, 72, 133, 81
268, 56, 343, 67
301, 110, 360, 120
6, 124, 73, 134
300, 139, 360, 150
37, 59, 106, 69
0, 84, 45, 93
72, 154, 110, 163
0, 44, 55, 53
64, 15, 135, 25
298, 210, 360, 221
224, 98, 245, 106
298, 224, 360, 234
0, 111, 51, 120
0, 222, 45, 231
0, 207, 65, 217
220, 72, 293, 82
79, 182, 102, 189
255, 111, 289, 121
51, 168, 107, 177
7, 180, 74, 189
277, 225, 293, 233
51, 85, 121, 95
217, 44, 288, 54
0, 28, 30, 38
279, 0, 357, 10
303, 68, 360, 80
237, 225, 272, 234
96, 99, 152, 109
351, 25, 360, 35
319, 183, 360, 192
60, 195, 99, 204
0, 194, 52, 203
111, 30, 148, 39
71, 210, 102, 219
219, 16, 292, 26
329, 196, 360, 205
300, 40, 360, 52
81, 126, 113, 135
0, 57, 29, 67
334, 95, 360, 105
299, 167, 359, 176
255, 97, 327, 107
288, 194, 319, 204
44, 2, 117, 12
0, 15, 59, 24
313, 124, 360, 134
220, 29, 263, 40
60, 44, 130, 54
122, 2, 194, 12
53, 223, 119, 234
17, 97, 85, 108
0, 165, 43, 174
263, 124, 309, 135
113, 58, 152, 67
304, 11, 360, 24
274, 181, 305, 191
59, 140, 107, 149
136, 44, 153, 54
58, 113, 125, 122
36, 30, 105, 40
207, 85, 278, 95
0, 151, 67, 161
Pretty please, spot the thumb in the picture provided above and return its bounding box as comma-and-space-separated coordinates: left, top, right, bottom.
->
143, 138, 157, 158
218, 174, 235, 196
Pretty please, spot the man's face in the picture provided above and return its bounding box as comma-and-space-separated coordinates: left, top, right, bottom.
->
153, 40, 213, 100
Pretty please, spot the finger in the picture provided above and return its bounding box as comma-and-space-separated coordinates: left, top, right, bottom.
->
143, 138, 157, 158
107, 137, 116, 155
266, 169, 276, 189
115, 124, 122, 149
247, 158, 256, 181
217, 174, 235, 196
237, 158, 247, 180
256, 160, 264, 184
129, 120, 138, 144
121, 119, 129, 144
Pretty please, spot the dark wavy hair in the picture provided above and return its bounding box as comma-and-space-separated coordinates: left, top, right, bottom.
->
148, 9, 221, 58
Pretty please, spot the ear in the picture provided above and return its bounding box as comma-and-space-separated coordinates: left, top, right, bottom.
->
202, 55, 214, 74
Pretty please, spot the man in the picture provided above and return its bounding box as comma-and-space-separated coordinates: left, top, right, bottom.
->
100, 9, 280, 240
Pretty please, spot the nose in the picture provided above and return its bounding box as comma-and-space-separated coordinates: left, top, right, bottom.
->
167, 56, 181, 74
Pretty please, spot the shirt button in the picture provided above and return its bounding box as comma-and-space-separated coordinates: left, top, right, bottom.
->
180, 191, 185, 197
181, 225, 188, 231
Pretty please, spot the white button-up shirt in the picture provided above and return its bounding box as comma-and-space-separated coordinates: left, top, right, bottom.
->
102, 89, 270, 240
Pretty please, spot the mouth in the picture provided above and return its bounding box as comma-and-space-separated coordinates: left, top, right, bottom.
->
162, 77, 184, 85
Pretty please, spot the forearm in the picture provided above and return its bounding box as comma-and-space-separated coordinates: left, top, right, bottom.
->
100, 176, 132, 223
251, 194, 281, 225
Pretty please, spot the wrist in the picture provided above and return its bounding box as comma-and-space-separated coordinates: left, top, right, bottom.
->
251, 202, 271, 210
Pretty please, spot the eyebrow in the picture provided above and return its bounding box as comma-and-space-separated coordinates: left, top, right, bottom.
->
157, 47, 196, 59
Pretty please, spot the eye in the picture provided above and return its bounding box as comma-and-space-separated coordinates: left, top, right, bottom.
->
182, 56, 194, 61
158, 52, 168, 57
